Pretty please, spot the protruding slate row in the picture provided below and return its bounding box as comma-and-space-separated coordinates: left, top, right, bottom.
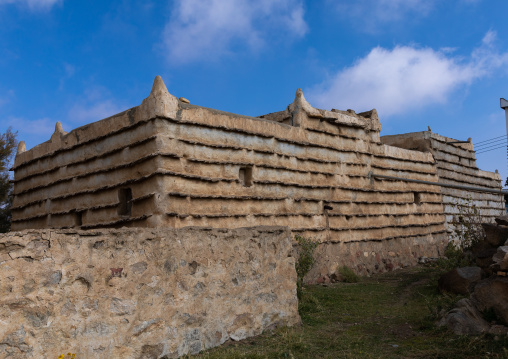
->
12, 76, 448, 247
381, 131, 505, 233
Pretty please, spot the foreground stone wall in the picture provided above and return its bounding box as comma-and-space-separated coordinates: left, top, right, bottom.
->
381, 131, 505, 235
0, 226, 299, 358
309, 230, 446, 279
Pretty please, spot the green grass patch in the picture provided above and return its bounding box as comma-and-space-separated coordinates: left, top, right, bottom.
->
337, 265, 360, 283
192, 266, 508, 359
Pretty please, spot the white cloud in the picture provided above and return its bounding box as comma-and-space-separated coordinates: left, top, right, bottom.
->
68, 86, 124, 125
70, 100, 122, 124
333, 0, 434, 24
307, 31, 508, 117
5, 116, 54, 139
0, 0, 62, 10
0, 90, 14, 108
163, 0, 307, 63
331, 0, 481, 32
59, 63, 76, 90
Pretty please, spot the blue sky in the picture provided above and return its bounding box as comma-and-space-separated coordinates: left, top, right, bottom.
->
1, 0, 508, 185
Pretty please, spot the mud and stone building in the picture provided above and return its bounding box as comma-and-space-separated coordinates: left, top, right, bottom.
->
2, 76, 506, 358
381, 131, 505, 234
10, 76, 505, 276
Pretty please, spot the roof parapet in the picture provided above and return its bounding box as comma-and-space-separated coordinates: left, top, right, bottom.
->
50, 121, 68, 144
286, 88, 382, 132
137, 75, 179, 121
16, 141, 26, 155
287, 88, 323, 128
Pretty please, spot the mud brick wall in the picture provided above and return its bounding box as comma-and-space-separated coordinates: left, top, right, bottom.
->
10, 114, 163, 230
10, 76, 450, 277
0, 226, 299, 358
382, 131, 505, 234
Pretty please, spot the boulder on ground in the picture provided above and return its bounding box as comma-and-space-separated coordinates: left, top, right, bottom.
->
495, 215, 508, 226
472, 276, 508, 325
440, 298, 490, 335
438, 266, 482, 295
482, 223, 508, 247
489, 324, 508, 336
471, 240, 497, 271
491, 246, 508, 271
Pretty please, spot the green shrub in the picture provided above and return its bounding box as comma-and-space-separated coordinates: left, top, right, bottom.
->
423, 290, 465, 322
450, 196, 485, 250
432, 241, 474, 271
338, 266, 360, 283
295, 234, 318, 300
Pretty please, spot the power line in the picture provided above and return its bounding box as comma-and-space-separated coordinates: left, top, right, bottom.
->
476, 144, 507, 154
476, 144, 508, 154
475, 138, 508, 149
475, 140, 508, 151
474, 134, 507, 145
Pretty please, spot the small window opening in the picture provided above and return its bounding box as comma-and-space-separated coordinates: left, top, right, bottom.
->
239, 167, 253, 187
413, 192, 421, 205
118, 188, 133, 216
74, 211, 83, 227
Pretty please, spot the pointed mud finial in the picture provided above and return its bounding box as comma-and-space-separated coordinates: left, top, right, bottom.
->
295, 88, 304, 101
427, 126, 432, 132
50, 121, 68, 143
16, 141, 26, 155
150, 75, 169, 96
288, 88, 322, 124
137, 75, 179, 121
55, 121, 64, 134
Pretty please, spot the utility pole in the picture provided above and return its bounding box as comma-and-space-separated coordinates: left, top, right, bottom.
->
501, 98, 508, 189
502, 98, 508, 134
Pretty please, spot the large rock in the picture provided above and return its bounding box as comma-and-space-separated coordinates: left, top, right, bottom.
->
482, 223, 508, 247
492, 246, 508, 271
440, 298, 490, 335
438, 267, 482, 295
472, 277, 508, 325
472, 240, 497, 271
0, 227, 300, 358
495, 215, 508, 226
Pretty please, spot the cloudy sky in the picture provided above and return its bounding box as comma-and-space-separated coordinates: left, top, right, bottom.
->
1, 0, 508, 185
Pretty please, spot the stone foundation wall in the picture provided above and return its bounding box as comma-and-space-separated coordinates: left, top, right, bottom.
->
0, 226, 299, 358
309, 232, 447, 280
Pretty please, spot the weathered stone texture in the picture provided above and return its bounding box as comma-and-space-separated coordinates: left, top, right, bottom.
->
12, 78, 447, 249
307, 231, 446, 279
0, 227, 299, 358
8, 77, 452, 277
381, 131, 505, 235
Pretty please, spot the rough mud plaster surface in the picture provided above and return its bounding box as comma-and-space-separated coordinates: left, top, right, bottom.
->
0, 226, 300, 358
381, 131, 505, 228
11, 78, 446, 251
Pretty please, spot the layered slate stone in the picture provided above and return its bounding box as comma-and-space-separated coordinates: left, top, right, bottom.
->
381, 131, 505, 233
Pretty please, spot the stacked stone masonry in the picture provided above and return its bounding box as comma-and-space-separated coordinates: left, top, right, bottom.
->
0, 226, 299, 358
381, 131, 505, 234
9, 76, 503, 276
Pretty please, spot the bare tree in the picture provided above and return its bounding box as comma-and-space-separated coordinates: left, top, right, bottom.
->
0, 128, 18, 232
